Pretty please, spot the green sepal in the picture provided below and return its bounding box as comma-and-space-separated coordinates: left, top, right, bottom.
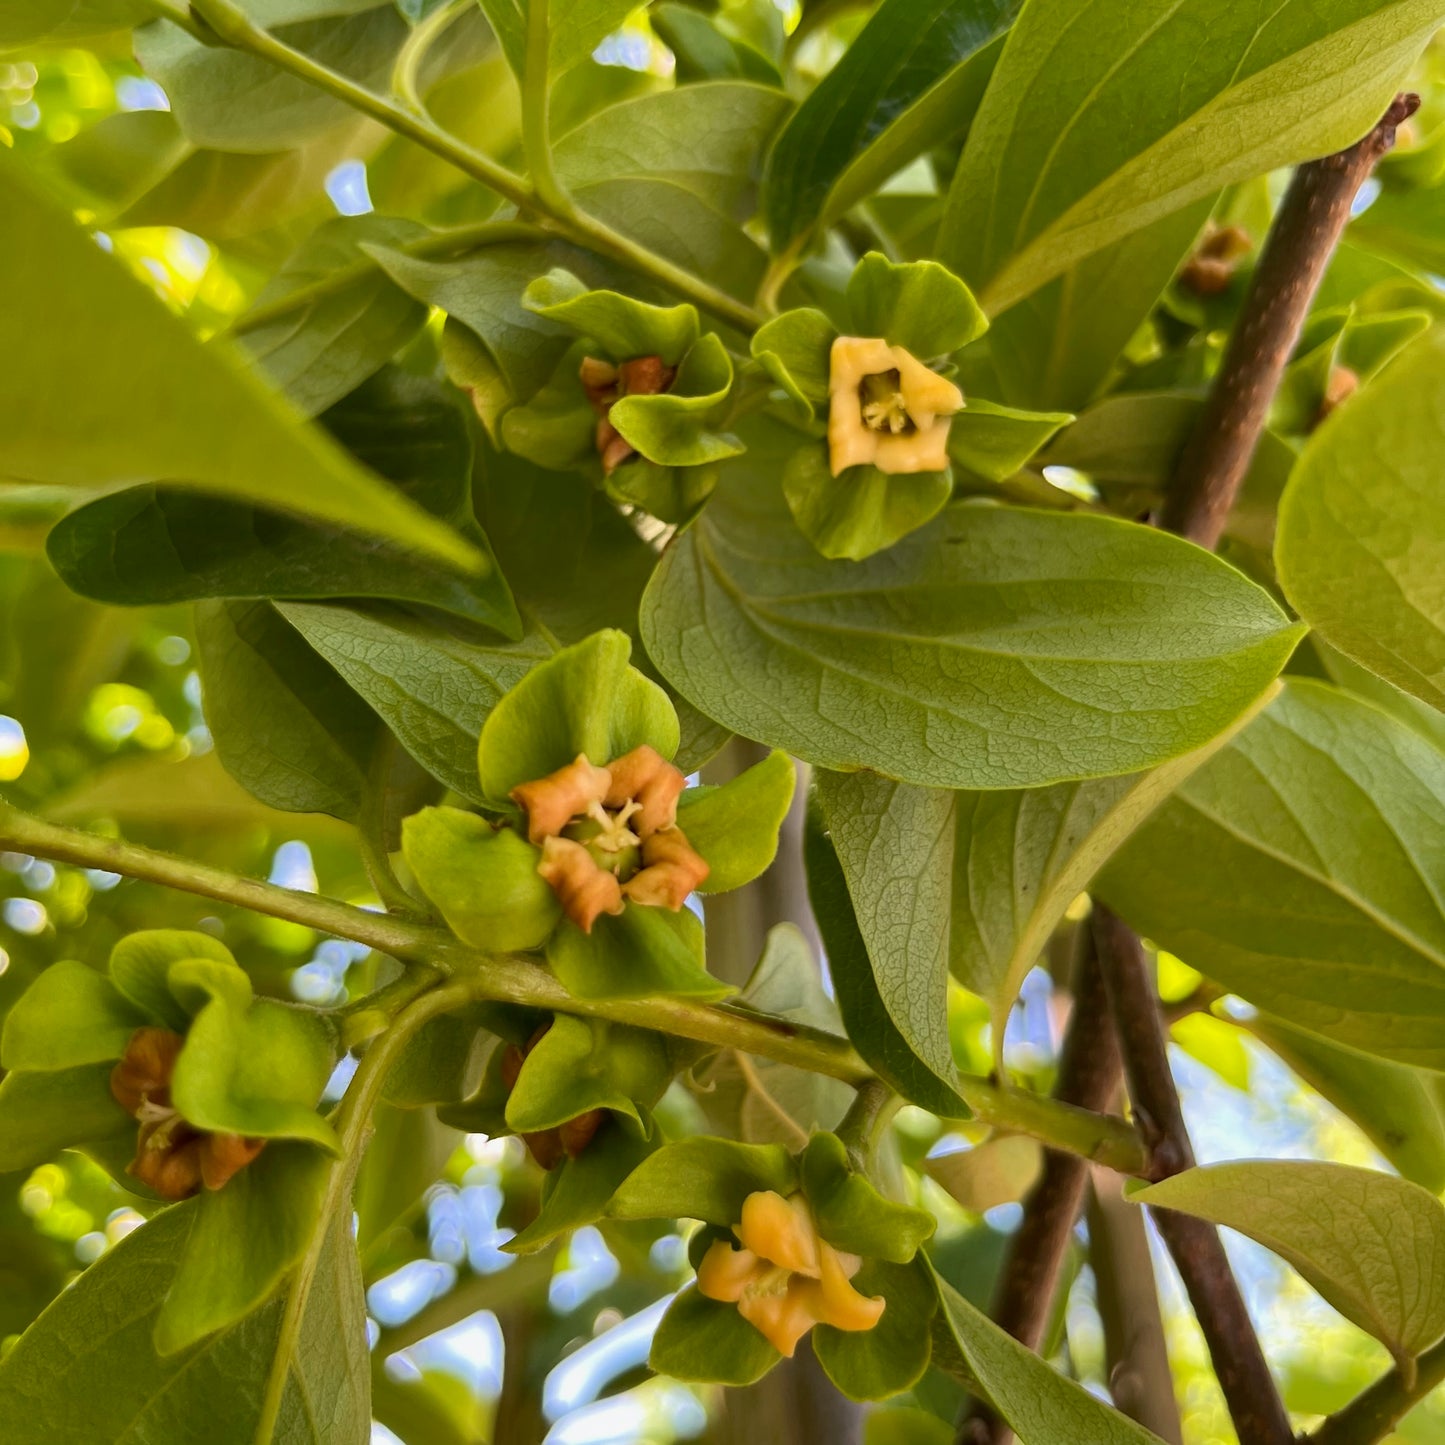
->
441, 316, 514, 443
477, 630, 680, 806
0, 1063, 132, 1174
402, 806, 560, 952
498, 342, 597, 472
608, 1135, 798, 1226
171, 998, 339, 1152
812, 1255, 936, 1401
947, 398, 1075, 483
750, 308, 835, 415
605, 457, 719, 526
153, 1142, 330, 1356
546, 904, 726, 1002
649, 1284, 782, 1385
382, 1005, 491, 1109
846, 253, 987, 359
505, 1116, 657, 1255
166, 954, 253, 1019
436, 1036, 513, 1136
799, 1132, 935, 1263
609, 333, 742, 468
504, 1015, 675, 1133
677, 748, 796, 893
783, 445, 953, 561
523, 270, 701, 367
110, 931, 238, 1032
1, 961, 147, 1071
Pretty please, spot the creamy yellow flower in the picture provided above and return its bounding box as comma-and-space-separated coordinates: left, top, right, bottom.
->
827, 336, 964, 477
696, 1189, 885, 1356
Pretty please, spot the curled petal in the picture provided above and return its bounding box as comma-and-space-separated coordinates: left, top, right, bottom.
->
200, 1134, 266, 1192
131, 1126, 207, 1200
623, 826, 710, 910
604, 745, 686, 837
538, 836, 625, 932
511, 754, 612, 845
805, 1241, 886, 1333
597, 418, 636, 476
737, 1191, 819, 1277
559, 1108, 605, 1158
696, 1240, 764, 1303
738, 1279, 820, 1358
110, 1027, 184, 1115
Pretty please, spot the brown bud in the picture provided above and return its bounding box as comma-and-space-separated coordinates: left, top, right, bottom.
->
521, 1129, 566, 1171
538, 836, 625, 932
616, 356, 675, 397
596, 417, 636, 476
559, 1108, 605, 1158
110, 1027, 184, 1115
1316, 365, 1359, 427
623, 825, 710, 910
130, 1126, 207, 1200
604, 745, 687, 837
1180, 224, 1252, 296
511, 753, 612, 845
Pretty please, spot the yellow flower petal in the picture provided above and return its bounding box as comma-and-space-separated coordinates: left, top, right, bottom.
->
737, 1191, 820, 1276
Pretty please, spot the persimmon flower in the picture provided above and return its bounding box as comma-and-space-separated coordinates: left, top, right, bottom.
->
580, 354, 677, 476
514, 744, 708, 932
697, 1190, 885, 1356
827, 336, 963, 477
110, 1027, 264, 1201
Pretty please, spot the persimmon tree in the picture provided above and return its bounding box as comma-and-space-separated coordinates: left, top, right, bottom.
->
4, 2, 1445, 1443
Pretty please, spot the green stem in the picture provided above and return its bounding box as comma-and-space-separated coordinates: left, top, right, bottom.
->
176, 0, 763, 333
521, 0, 568, 215
391, 0, 471, 114
835, 1078, 901, 1170
0, 799, 1145, 1173
253, 979, 477, 1444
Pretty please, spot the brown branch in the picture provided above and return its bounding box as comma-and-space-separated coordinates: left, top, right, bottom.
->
957, 933, 1124, 1445
1092, 905, 1293, 1445
1160, 93, 1419, 546
1309, 1333, 1445, 1445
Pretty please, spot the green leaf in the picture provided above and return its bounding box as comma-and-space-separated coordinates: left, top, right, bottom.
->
1246, 1012, 1445, 1193
135, 9, 407, 152
110, 930, 238, 1033
504, 1016, 673, 1132
0, 1065, 131, 1174
642, 425, 1302, 788
931, 1267, 1168, 1443
0, 150, 475, 570
403, 807, 561, 951
155, 1143, 331, 1356
649, 1284, 781, 1384
783, 447, 954, 562
846, 253, 988, 359
478, 0, 636, 81
1131, 1161, 1445, 1369
939, 0, 1441, 313
277, 601, 549, 805
477, 629, 678, 806
677, 748, 796, 893
48, 372, 520, 635
172, 999, 339, 1150
799, 1133, 935, 1263
1277, 328, 1445, 714
927, 1136, 1044, 1214
523, 270, 701, 366
652, 3, 780, 84
506, 1122, 656, 1254
0, 0, 150, 47
0, 1199, 370, 1445
196, 600, 380, 820
546, 905, 726, 1002
813, 1257, 935, 1401
238, 216, 430, 417
1, 961, 146, 1071
804, 797, 968, 1117
947, 398, 1073, 483
355, 1103, 459, 1253
1098, 680, 1445, 1069
609, 1135, 797, 1226
761, 0, 1015, 253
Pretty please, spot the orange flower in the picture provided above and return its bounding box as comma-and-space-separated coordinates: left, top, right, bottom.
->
110, 1027, 264, 1201
828, 336, 963, 477
511, 745, 709, 932
697, 1190, 885, 1356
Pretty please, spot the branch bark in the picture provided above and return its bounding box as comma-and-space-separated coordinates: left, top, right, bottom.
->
1160, 93, 1419, 546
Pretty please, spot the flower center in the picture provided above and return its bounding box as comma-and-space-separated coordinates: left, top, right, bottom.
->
858, 369, 917, 435
584, 797, 643, 856
135, 1095, 187, 1150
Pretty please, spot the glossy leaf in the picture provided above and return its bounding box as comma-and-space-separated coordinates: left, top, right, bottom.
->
1099, 680, 1445, 1068
1, 961, 146, 1071
0, 1065, 132, 1175
939, 0, 1441, 313
642, 426, 1302, 789
0, 150, 475, 570
609, 1136, 798, 1225
1132, 1162, 1445, 1367
1278, 328, 1445, 714
762, 0, 1015, 252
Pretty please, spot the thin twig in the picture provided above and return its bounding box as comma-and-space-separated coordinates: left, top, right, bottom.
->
1161, 94, 1419, 545
1092, 905, 1293, 1445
